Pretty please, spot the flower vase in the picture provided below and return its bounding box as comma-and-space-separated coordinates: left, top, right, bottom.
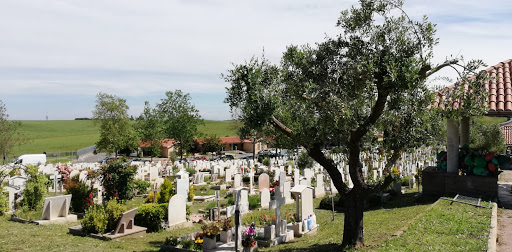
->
243, 243, 258, 252
263, 224, 275, 240
203, 236, 217, 250
293, 223, 302, 236
220, 230, 232, 243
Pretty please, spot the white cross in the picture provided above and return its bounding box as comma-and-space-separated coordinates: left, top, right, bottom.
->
274, 171, 287, 237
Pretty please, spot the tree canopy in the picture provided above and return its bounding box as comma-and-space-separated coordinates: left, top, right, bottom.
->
156, 90, 203, 159
135, 101, 162, 159
0, 100, 26, 165
92, 93, 137, 156
224, 0, 482, 248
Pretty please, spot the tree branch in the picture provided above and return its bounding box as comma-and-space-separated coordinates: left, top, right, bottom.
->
369, 151, 402, 193
270, 115, 294, 138
425, 59, 459, 77
309, 145, 349, 194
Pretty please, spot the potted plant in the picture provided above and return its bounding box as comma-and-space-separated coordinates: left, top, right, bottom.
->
201, 222, 220, 250
291, 213, 302, 236
219, 217, 233, 243
242, 222, 257, 251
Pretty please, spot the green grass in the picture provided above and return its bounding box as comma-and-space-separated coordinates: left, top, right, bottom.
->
8, 120, 239, 159
474, 116, 507, 125
0, 193, 491, 251
378, 200, 491, 252
197, 120, 239, 137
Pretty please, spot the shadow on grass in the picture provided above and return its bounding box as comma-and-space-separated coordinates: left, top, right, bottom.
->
267, 242, 344, 252
318, 192, 440, 213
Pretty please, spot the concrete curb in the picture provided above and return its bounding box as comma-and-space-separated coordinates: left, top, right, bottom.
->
488, 202, 497, 252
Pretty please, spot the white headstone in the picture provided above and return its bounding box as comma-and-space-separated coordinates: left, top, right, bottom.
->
168, 194, 187, 226
261, 188, 270, 209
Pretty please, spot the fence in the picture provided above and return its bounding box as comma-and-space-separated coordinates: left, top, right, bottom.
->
44, 145, 96, 162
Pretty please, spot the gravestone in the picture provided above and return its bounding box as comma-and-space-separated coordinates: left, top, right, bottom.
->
294, 169, 300, 186
233, 173, 242, 189
284, 181, 293, 204
176, 178, 189, 197
261, 188, 270, 209
290, 185, 314, 223
35, 194, 77, 224
315, 174, 325, 198
193, 173, 204, 184
168, 194, 187, 226
258, 173, 270, 192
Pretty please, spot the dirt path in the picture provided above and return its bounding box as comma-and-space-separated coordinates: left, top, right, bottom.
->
497, 171, 512, 252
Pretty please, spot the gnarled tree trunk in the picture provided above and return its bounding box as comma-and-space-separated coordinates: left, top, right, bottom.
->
342, 190, 365, 248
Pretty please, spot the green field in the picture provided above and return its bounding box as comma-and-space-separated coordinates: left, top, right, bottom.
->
8, 120, 239, 159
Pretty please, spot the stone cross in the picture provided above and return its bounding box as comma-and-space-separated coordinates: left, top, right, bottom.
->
274, 171, 287, 237
49, 172, 62, 195
152, 183, 160, 204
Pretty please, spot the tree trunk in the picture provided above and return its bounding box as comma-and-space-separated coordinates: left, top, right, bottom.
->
342, 192, 364, 248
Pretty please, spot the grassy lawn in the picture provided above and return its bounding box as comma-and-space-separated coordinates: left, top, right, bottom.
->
0, 193, 491, 251
378, 200, 491, 252
8, 120, 239, 159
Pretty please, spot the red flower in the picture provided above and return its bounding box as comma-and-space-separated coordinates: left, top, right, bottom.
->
114, 193, 118, 198
89, 193, 93, 198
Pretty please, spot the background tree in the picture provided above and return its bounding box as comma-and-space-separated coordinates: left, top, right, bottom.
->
135, 101, 163, 160
0, 100, 27, 165
201, 135, 223, 155
156, 90, 203, 160
92, 93, 136, 157
470, 122, 506, 153
224, 0, 483, 248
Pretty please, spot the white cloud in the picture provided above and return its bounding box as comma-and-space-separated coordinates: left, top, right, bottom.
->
1, 0, 511, 119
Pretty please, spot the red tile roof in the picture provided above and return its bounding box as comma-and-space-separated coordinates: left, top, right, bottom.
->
434, 59, 512, 116
139, 139, 176, 148
219, 136, 254, 144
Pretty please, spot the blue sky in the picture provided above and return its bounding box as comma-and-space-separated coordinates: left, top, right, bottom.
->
1, 0, 511, 120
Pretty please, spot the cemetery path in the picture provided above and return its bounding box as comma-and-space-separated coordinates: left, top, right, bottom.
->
497, 171, 512, 252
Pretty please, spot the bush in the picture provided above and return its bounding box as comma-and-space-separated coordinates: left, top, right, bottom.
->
65, 176, 94, 213
81, 204, 107, 234
133, 179, 150, 195
105, 200, 127, 232
297, 151, 314, 170
242, 176, 250, 183
135, 203, 165, 232
227, 195, 234, 206
146, 191, 160, 203
318, 194, 344, 211
100, 161, 137, 201
401, 176, 411, 186
21, 165, 49, 211
158, 178, 175, 204
248, 195, 260, 210
262, 157, 271, 167
186, 168, 196, 176
188, 185, 195, 202
158, 203, 168, 221
0, 189, 8, 215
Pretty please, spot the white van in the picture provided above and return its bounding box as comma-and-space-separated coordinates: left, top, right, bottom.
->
12, 154, 47, 166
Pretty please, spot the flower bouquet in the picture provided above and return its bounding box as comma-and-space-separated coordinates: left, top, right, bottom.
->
242, 222, 256, 247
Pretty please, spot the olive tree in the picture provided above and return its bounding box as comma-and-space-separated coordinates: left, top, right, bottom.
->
224, 0, 480, 248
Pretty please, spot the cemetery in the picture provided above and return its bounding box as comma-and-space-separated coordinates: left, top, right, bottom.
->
0, 143, 497, 251
0, 1, 509, 251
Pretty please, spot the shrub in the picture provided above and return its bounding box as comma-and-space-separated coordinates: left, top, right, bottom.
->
227, 195, 234, 206
21, 165, 49, 211
262, 157, 271, 167
158, 178, 175, 204
65, 176, 94, 213
135, 203, 165, 232
133, 179, 150, 195
105, 200, 127, 232
100, 161, 137, 201
242, 176, 250, 183
186, 204, 191, 220
318, 194, 344, 211
81, 204, 107, 234
186, 168, 196, 176
158, 203, 168, 221
165, 236, 179, 246
188, 184, 195, 202
401, 176, 411, 186
0, 189, 8, 215
180, 239, 194, 250
297, 151, 314, 170
146, 191, 160, 203
248, 195, 260, 210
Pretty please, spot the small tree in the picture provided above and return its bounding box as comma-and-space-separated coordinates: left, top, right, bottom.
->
158, 178, 175, 204
0, 100, 27, 165
135, 101, 163, 160
156, 90, 203, 160
201, 135, 223, 155
92, 93, 136, 157
470, 122, 506, 153
21, 165, 49, 211
296, 151, 314, 170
